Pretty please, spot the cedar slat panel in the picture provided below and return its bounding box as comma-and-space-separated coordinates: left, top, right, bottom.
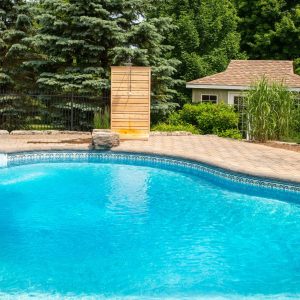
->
111, 66, 151, 140
111, 66, 151, 71
112, 113, 149, 120
112, 95, 149, 100
111, 87, 149, 91
112, 90, 149, 96
111, 82, 149, 89
112, 106, 149, 113
112, 104, 149, 108
111, 98, 149, 104
112, 127, 149, 130
111, 121, 149, 127
111, 74, 149, 82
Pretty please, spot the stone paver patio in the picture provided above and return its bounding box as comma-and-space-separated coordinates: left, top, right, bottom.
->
0, 133, 300, 183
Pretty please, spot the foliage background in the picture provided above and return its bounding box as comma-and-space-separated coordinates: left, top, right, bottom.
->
0, 0, 299, 104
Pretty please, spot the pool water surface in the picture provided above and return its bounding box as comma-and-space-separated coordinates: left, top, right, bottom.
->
0, 155, 299, 299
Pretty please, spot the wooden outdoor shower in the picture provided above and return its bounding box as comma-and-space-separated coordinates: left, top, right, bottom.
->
111, 66, 151, 140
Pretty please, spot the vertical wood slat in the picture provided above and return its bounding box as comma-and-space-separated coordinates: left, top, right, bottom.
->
111, 66, 151, 140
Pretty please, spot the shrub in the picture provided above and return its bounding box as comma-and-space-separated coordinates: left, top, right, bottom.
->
196, 103, 238, 134
153, 102, 241, 137
152, 123, 200, 134
179, 103, 239, 134
166, 111, 183, 125
179, 103, 202, 125
213, 128, 242, 140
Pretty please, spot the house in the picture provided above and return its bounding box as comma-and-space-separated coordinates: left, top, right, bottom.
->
186, 60, 300, 105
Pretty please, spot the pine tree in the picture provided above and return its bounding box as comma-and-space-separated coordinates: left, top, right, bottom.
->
111, 0, 180, 102
154, 0, 244, 103
0, 0, 35, 90
27, 0, 117, 93
28, 0, 179, 101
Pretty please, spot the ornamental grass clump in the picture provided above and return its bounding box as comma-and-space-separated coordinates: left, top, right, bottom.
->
93, 106, 110, 129
246, 77, 295, 142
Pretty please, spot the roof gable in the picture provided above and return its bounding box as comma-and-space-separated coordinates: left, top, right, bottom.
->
187, 60, 300, 91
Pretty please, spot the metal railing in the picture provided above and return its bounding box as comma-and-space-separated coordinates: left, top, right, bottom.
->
0, 90, 110, 132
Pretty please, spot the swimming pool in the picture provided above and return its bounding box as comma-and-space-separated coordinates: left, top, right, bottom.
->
0, 151, 299, 299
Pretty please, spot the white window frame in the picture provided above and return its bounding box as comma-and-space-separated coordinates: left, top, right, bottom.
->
228, 92, 244, 105
201, 94, 218, 103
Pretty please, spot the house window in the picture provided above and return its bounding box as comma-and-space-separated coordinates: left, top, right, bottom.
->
233, 96, 245, 107
201, 94, 218, 104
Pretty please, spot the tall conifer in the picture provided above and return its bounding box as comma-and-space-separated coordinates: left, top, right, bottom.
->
0, 0, 35, 90
29, 0, 178, 101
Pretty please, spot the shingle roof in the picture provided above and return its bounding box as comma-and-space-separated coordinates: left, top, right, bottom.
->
187, 60, 300, 90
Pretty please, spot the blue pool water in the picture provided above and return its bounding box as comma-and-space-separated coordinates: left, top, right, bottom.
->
0, 154, 300, 299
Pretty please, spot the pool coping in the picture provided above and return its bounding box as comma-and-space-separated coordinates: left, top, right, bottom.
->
1, 134, 300, 184
2, 150, 300, 194
2, 145, 300, 185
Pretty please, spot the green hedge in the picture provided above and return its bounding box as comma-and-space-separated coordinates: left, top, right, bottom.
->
152, 102, 241, 139
213, 128, 242, 140
152, 123, 200, 134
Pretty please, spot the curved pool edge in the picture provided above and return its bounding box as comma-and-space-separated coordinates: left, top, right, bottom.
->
114, 149, 300, 186
1, 150, 300, 196
1, 133, 300, 184
112, 147, 300, 186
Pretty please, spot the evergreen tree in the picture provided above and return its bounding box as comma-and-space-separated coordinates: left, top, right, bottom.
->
28, 0, 178, 101
235, 0, 300, 73
0, 0, 36, 90
111, 0, 180, 102
154, 0, 244, 103
28, 0, 118, 93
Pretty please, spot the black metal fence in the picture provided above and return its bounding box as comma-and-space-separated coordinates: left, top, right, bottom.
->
0, 90, 110, 132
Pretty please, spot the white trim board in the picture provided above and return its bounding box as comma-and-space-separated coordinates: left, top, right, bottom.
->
186, 84, 249, 90
186, 84, 300, 92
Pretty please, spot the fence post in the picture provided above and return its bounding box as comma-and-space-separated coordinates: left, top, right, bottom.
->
71, 92, 74, 131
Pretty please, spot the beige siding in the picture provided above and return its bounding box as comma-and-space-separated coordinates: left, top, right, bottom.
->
192, 89, 229, 104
